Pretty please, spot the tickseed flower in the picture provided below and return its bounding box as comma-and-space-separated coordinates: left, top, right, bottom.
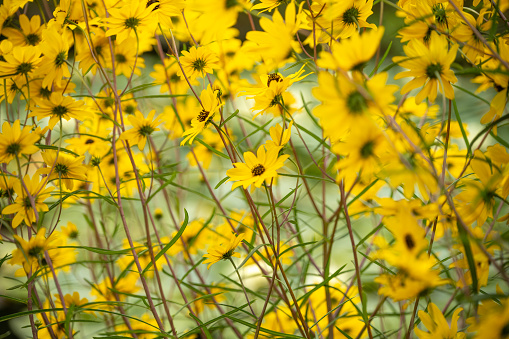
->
36, 27, 70, 87
0, 120, 40, 164
318, 27, 384, 72
327, 0, 377, 39
120, 110, 163, 150
415, 303, 465, 339
30, 92, 90, 129
394, 32, 458, 103
226, 145, 289, 191
37, 150, 87, 190
178, 46, 220, 79
265, 121, 293, 150
0, 45, 42, 79
202, 233, 244, 269
104, 0, 157, 44
1, 14, 43, 47
2, 174, 54, 228
180, 85, 223, 146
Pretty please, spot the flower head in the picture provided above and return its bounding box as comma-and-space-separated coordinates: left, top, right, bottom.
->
37, 150, 87, 190
394, 32, 458, 103
178, 46, 220, 79
0, 120, 40, 164
180, 85, 223, 145
30, 92, 90, 129
2, 174, 54, 228
226, 145, 289, 191
202, 233, 244, 269
415, 303, 465, 339
121, 110, 163, 150
103, 0, 157, 44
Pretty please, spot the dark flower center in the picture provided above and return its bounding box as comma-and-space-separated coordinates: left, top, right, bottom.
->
55, 51, 67, 67
197, 109, 209, 122
342, 7, 360, 25
6, 142, 21, 155
124, 17, 140, 29
221, 249, 235, 260
26, 33, 41, 46
115, 53, 127, 63
346, 91, 368, 114
55, 163, 69, 176
267, 73, 283, 87
16, 62, 35, 75
52, 105, 69, 117
251, 164, 265, 176
425, 63, 443, 79
40, 87, 52, 100
85, 139, 95, 144
360, 140, 375, 158
139, 124, 155, 136
28, 245, 44, 257
192, 58, 206, 72
270, 94, 282, 107
404, 234, 415, 250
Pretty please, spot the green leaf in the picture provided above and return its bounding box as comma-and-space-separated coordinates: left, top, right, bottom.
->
214, 176, 230, 189
142, 209, 189, 275
194, 138, 230, 159
220, 109, 239, 128
59, 246, 131, 256
36, 145, 80, 157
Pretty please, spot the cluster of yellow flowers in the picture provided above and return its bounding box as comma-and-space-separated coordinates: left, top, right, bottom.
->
0, 0, 508, 337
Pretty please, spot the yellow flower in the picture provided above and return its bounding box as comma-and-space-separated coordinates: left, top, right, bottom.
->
2, 174, 54, 228
9, 228, 76, 276
326, 0, 377, 39
245, 2, 302, 65
178, 46, 220, 80
1, 14, 43, 47
265, 121, 292, 150
37, 150, 87, 190
0, 45, 41, 79
180, 85, 223, 145
202, 233, 244, 269
103, 0, 157, 44
226, 145, 289, 191
120, 110, 163, 150
36, 27, 70, 88
0, 120, 40, 164
415, 303, 465, 339
30, 92, 90, 129
318, 27, 384, 72
113, 38, 146, 77
394, 32, 458, 103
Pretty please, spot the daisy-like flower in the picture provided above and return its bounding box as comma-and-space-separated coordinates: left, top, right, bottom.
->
245, 2, 302, 65
393, 32, 458, 103
37, 27, 70, 88
0, 120, 40, 164
327, 0, 377, 39
2, 174, 54, 228
103, 0, 157, 44
202, 233, 244, 269
180, 85, 223, 145
178, 46, 220, 80
2, 14, 43, 47
37, 150, 87, 190
120, 110, 163, 150
226, 145, 289, 191
265, 121, 293, 150
318, 27, 384, 72
0, 45, 42, 79
30, 92, 90, 129
114, 38, 146, 77
415, 303, 465, 339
